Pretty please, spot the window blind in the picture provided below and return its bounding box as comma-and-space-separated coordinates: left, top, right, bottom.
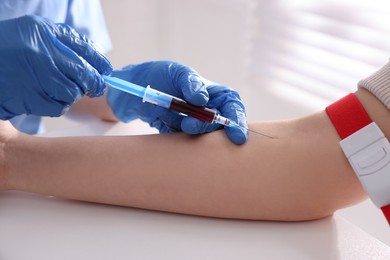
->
252, 0, 390, 106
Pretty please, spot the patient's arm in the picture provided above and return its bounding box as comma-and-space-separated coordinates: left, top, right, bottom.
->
1, 88, 388, 221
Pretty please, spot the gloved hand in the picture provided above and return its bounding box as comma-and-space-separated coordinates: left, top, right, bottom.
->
107, 61, 248, 144
0, 15, 112, 120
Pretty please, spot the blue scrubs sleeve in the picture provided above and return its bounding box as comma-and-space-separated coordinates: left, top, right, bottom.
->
66, 0, 112, 54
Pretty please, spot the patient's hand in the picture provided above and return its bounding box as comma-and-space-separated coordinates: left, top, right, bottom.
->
0, 120, 18, 191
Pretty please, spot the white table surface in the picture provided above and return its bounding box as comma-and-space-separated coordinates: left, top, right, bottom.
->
1, 120, 390, 260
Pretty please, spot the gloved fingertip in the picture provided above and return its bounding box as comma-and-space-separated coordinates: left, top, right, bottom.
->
150, 120, 174, 133
100, 59, 113, 75
181, 117, 220, 134
186, 74, 209, 106
187, 92, 209, 106
97, 84, 106, 97
84, 71, 106, 98
225, 127, 249, 145
181, 119, 202, 134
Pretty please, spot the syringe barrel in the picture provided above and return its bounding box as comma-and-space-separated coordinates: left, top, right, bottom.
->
143, 85, 172, 109
104, 77, 236, 127
143, 85, 216, 123
170, 97, 216, 123
104, 76, 146, 98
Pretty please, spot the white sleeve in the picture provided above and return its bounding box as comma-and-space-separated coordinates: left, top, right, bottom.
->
358, 60, 390, 110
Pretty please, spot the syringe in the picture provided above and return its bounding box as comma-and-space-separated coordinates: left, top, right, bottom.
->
103, 75, 238, 128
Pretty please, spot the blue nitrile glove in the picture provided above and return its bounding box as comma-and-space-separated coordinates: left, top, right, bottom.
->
107, 61, 248, 144
0, 15, 113, 120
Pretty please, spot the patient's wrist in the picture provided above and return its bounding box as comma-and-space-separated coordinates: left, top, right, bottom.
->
358, 61, 390, 110
0, 122, 34, 191
0, 143, 5, 191
0, 121, 19, 191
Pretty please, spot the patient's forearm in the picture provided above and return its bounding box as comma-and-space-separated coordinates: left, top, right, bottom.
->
5, 102, 371, 221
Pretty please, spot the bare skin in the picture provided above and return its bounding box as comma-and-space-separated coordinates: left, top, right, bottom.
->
0, 88, 387, 221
